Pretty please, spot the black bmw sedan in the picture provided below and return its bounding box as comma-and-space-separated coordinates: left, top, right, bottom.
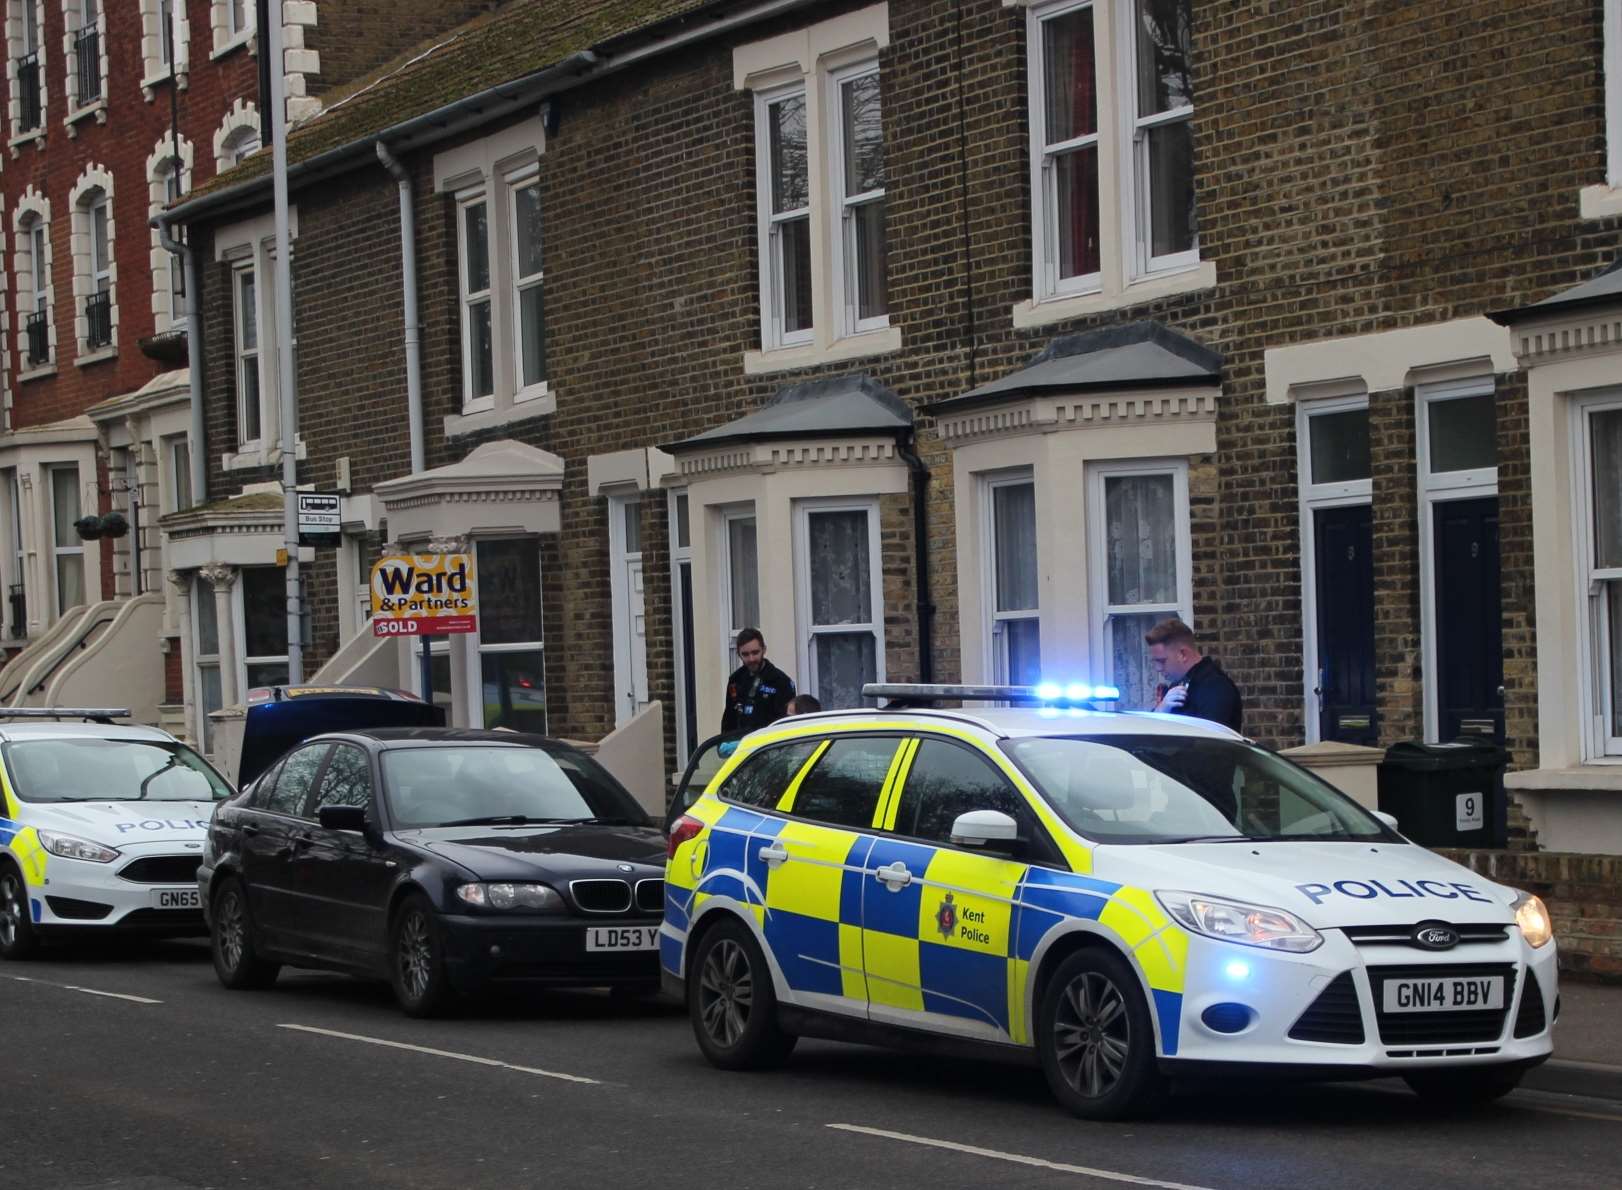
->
199, 727, 667, 1016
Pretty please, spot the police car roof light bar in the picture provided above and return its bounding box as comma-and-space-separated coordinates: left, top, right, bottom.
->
862, 683, 1120, 709
0, 707, 132, 724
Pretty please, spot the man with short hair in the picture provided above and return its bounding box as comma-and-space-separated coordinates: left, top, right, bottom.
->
1145, 618, 1243, 733
786, 693, 822, 716
720, 628, 796, 732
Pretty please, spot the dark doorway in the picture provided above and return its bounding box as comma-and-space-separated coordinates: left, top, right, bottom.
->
1314, 504, 1377, 744
1433, 496, 1504, 742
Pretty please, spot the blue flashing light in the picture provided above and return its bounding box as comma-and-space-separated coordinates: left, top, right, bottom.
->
1094, 685, 1121, 700
1224, 959, 1251, 981
1037, 707, 1061, 719
1065, 682, 1090, 701
1035, 682, 1063, 701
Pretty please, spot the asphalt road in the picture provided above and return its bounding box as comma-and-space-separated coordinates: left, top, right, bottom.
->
2, 939, 1618, 1190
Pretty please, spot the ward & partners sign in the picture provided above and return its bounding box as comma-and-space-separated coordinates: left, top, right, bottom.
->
370, 553, 479, 636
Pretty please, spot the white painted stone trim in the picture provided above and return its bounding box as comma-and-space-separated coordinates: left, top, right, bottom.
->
139, 0, 191, 98
1262, 317, 1516, 404
58, 0, 107, 120
67, 162, 115, 357
146, 133, 192, 331
12, 185, 53, 370
212, 97, 260, 172
6, 0, 48, 149
209, 0, 252, 58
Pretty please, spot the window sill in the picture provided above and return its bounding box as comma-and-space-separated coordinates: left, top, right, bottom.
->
9, 129, 44, 154
1505, 764, 1622, 793
743, 325, 903, 376
18, 364, 57, 383
444, 392, 557, 439
211, 31, 255, 62
64, 99, 108, 132
1580, 183, 1622, 221
141, 68, 186, 98
223, 438, 308, 471
75, 346, 117, 368
1011, 261, 1218, 331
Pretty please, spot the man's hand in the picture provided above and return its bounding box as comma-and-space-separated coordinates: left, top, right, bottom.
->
1156, 684, 1187, 713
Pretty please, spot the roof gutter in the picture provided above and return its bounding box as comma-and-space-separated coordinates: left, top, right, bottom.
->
157, 0, 825, 230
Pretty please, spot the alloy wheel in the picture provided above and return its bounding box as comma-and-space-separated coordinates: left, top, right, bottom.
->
1052, 970, 1132, 1099
216, 890, 245, 971
397, 911, 432, 1002
0, 873, 21, 948
698, 937, 752, 1047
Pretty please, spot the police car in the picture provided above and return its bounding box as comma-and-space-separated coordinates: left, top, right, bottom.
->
0, 708, 233, 959
662, 684, 1556, 1119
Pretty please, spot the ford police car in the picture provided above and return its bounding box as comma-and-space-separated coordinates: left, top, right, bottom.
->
662, 684, 1556, 1119
0, 709, 233, 959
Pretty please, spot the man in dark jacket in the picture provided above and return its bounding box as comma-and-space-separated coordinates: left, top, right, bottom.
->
721, 628, 796, 733
1145, 618, 1244, 734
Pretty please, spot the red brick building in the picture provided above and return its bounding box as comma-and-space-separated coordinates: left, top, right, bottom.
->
148, 0, 1622, 883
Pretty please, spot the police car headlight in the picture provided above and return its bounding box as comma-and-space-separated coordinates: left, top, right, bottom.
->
36, 830, 121, 864
1512, 891, 1554, 949
1156, 890, 1323, 953
454, 882, 564, 912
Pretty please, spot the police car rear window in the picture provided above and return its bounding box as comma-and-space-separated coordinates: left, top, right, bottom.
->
719, 741, 819, 808
791, 737, 898, 829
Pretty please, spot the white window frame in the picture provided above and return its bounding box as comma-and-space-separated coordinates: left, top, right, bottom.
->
828, 58, 888, 338
1416, 378, 1499, 742
718, 504, 759, 683
1086, 458, 1192, 704
981, 469, 1040, 685
192, 576, 222, 753
4, 468, 24, 638
755, 82, 814, 351
792, 496, 886, 707
1576, 391, 1622, 759
47, 464, 83, 616
669, 489, 695, 765
165, 432, 191, 513
158, 0, 174, 69
1025, 0, 1204, 312
232, 261, 263, 450
1295, 394, 1373, 742
456, 188, 495, 414
607, 494, 645, 727
227, 0, 248, 37
507, 166, 547, 403
1608, 0, 1622, 189
468, 535, 547, 734
88, 194, 109, 294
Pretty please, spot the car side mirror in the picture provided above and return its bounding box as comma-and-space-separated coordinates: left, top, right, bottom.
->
318, 804, 367, 833
1372, 810, 1400, 832
949, 809, 1020, 851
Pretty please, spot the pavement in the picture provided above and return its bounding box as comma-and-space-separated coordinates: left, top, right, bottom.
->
4, 940, 1622, 1190
1526, 978, 1622, 1101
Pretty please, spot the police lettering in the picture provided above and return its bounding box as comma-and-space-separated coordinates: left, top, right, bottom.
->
113, 819, 207, 834
1295, 878, 1493, 905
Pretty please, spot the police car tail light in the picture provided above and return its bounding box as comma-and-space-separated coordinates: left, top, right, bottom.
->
36, 830, 120, 864
668, 815, 703, 860
1512, 891, 1553, 948
1156, 890, 1323, 953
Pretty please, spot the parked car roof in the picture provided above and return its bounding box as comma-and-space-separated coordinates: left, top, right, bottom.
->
766, 706, 1244, 741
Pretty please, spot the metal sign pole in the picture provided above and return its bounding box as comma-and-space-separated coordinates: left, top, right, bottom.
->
268, 7, 302, 684
420, 634, 433, 710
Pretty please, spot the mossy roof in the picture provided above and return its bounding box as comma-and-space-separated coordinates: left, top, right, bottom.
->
185, 0, 718, 205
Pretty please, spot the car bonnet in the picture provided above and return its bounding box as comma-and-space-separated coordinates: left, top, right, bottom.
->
23, 799, 217, 847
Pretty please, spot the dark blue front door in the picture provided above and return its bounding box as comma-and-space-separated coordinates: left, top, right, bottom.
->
1434, 497, 1504, 743
1314, 504, 1377, 744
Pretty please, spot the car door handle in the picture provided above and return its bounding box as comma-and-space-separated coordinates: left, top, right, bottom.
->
874, 861, 912, 890
241, 823, 260, 837
758, 844, 789, 867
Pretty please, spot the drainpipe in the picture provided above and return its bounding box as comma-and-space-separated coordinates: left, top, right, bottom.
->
157, 219, 206, 506
375, 142, 424, 475
897, 434, 935, 684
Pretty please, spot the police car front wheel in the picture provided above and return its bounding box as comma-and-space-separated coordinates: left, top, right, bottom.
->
688, 917, 797, 1070
1037, 948, 1167, 1120
0, 863, 40, 960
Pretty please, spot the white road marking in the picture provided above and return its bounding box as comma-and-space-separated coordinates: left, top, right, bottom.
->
276, 1023, 600, 1084
2, 973, 162, 1004
827, 1124, 1219, 1190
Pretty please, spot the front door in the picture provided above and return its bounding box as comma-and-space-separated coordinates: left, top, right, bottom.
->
294, 744, 393, 968
1433, 496, 1504, 742
1314, 504, 1377, 744
864, 737, 1028, 1041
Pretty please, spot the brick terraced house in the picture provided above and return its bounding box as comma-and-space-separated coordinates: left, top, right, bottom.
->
146, 0, 1622, 967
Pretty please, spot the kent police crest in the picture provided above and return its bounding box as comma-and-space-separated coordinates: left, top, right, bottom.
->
935, 892, 957, 941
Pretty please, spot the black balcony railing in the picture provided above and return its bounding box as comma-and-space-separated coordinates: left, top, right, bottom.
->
8, 583, 24, 640
24, 310, 48, 366
85, 291, 111, 349
16, 51, 40, 131
74, 27, 100, 106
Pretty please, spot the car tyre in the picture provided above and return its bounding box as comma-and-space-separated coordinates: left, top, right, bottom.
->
391, 894, 456, 1018
0, 862, 40, 960
210, 876, 280, 990
1403, 1066, 1523, 1106
1037, 947, 1168, 1120
688, 916, 796, 1070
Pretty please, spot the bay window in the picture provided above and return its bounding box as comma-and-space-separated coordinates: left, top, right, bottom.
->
721, 506, 759, 678
475, 538, 546, 734
794, 499, 883, 710
49, 466, 84, 614
986, 474, 1041, 686
1583, 398, 1622, 756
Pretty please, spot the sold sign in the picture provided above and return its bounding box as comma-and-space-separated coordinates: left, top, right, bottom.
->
370, 553, 479, 636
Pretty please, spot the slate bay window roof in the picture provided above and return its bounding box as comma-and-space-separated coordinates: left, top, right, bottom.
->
1488, 257, 1622, 325
929, 320, 1222, 415
665, 375, 912, 453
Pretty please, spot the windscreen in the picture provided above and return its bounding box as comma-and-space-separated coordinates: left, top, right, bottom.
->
380, 745, 649, 829
1001, 734, 1391, 844
4, 738, 233, 803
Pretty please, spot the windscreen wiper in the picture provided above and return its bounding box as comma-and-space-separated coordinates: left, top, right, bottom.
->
438, 815, 560, 827
1162, 834, 1269, 843
561, 816, 646, 826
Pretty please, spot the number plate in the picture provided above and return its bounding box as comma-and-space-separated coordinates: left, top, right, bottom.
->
585, 925, 659, 952
1382, 975, 1504, 1014
152, 887, 202, 910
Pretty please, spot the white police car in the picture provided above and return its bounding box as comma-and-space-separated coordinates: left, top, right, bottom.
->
663, 684, 1556, 1119
0, 709, 233, 958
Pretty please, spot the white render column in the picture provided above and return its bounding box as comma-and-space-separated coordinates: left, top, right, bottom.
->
199, 563, 239, 708
168, 569, 197, 743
